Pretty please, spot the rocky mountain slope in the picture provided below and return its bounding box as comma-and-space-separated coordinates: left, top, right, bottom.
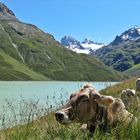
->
61, 36, 104, 54
0, 2, 18, 21
0, 2, 125, 81
94, 26, 140, 72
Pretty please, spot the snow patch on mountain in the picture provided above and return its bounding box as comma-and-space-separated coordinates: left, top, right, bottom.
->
81, 38, 104, 51
61, 36, 104, 54
72, 48, 90, 54
109, 26, 140, 46
124, 27, 140, 40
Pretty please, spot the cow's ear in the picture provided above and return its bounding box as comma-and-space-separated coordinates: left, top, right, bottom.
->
95, 96, 115, 107
89, 89, 101, 100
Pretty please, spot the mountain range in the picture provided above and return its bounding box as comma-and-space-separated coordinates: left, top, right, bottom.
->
94, 26, 140, 74
0, 2, 124, 81
61, 26, 140, 77
61, 36, 104, 54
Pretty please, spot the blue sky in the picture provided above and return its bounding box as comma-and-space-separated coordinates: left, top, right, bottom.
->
1, 0, 140, 44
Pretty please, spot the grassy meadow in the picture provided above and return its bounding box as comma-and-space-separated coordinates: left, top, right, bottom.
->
124, 64, 140, 77
0, 77, 140, 140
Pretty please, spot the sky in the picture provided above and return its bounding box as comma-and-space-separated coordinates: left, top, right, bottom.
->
1, 0, 140, 44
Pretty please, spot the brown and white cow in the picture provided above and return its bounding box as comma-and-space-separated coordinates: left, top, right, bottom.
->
121, 89, 139, 110
55, 84, 137, 134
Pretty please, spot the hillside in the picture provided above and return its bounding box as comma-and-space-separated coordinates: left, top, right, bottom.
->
94, 40, 140, 72
93, 27, 140, 73
124, 64, 140, 77
0, 3, 125, 81
0, 48, 49, 80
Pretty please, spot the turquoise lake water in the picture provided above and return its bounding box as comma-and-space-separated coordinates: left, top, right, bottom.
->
0, 81, 117, 128
0, 81, 117, 106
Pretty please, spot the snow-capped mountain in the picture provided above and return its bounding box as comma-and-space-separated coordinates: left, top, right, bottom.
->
110, 26, 140, 46
61, 36, 83, 49
61, 36, 104, 54
94, 26, 140, 72
81, 38, 104, 52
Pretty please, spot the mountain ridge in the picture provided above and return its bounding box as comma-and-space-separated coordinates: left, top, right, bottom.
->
109, 26, 140, 46
61, 36, 104, 54
0, 2, 18, 21
94, 26, 140, 73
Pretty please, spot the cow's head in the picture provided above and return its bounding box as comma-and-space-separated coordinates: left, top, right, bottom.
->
55, 84, 101, 124
122, 89, 136, 97
121, 89, 138, 110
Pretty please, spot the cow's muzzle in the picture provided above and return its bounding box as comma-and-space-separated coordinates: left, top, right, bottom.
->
55, 112, 64, 121
55, 111, 69, 124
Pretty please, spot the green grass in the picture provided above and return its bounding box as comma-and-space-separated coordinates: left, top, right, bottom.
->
0, 48, 49, 80
1, 77, 140, 139
124, 64, 140, 77
2, 112, 140, 140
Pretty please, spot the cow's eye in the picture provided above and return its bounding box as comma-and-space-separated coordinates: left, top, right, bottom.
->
78, 98, 89, 105
77, 99, 89, 106
79, 95, 89, 102
81, 99, 89, 102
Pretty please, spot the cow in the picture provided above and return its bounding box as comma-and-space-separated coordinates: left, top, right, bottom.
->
55, 84, 137, 135
121, 89, 139, 110
136, 78, 140, 92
